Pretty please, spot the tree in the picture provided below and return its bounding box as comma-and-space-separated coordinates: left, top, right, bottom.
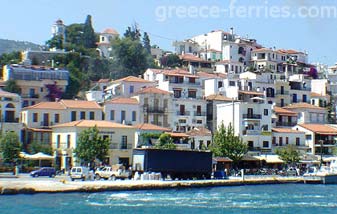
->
154, 133, 176, 150
210, 123, 248, 168
275, 145, 300, 166
160, 54, 181, 68
28, 142, 53, 155
0, 132, 21, 165
74, 126, 110, 166
83, 15, 97, 49
4, 80, 20, 94
46, 35, 63, 50
45, 82, 64, 101
124, 23, 141, 41
111, 37, 155, 77
142, 32, 151, 53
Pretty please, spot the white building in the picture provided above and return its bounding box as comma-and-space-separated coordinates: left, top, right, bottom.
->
217, 99, 273, 154
283, 103, 327, 124
96, 28, 119, 58
103, 97, 139, 125
271, 128, 306, 153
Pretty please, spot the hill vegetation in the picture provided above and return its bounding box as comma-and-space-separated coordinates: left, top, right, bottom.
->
0, 39, 42, 55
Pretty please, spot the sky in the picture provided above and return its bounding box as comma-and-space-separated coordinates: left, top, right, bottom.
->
1, 0, 337, 65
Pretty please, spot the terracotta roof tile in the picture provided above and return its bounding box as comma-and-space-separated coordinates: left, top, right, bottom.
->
105, 97, 138, 105
60, 100, 102, 109
113, 76, 153, 83
162, 69, 199, 78
0, 89, 19, 97
238, 90, 264, 96
186, 127, 212, 136
206, 94, 233, 101
298, 124, 337, 135
273, 106, 297, 116
310, 92, 326, 97
23, 102, 66, 110
284, 102, 326, 110
133, 123, 171, 131
136, 87, 171, 95
272, 128, 304, 133
102, 28, 119, 35
180, 54, 208, 63
97, 79, 111, 83
196, 71, 227, 78
252, 48, 273, 52
52, 120, 132, 129
165, 132, 189, 138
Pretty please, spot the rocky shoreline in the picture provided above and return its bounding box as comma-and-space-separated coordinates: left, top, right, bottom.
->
0, 177, 304, 195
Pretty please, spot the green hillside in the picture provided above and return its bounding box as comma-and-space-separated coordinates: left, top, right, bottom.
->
0, 39, 42, 55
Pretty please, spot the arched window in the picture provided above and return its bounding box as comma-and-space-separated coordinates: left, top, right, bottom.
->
5, 103, 15, 108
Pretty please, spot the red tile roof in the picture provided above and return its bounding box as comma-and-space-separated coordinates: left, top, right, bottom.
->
283, 102, 326, 110
186, 127, 212, 136
105, 97, 139, 105
52, 120, 132, 129
272, 128, 304, 133
133, 123, 171, 131
273, 106, 297, 116
166, 132, 189, 138
180, 54, 209, 63
113, 76, 153, 83
196, 71, 227, 79
136, 87, 171, 95
298, 124, 337, 135
23, 102, 66, 110
206, 94, 233, 102
310, 92, 326, 97
238, 90, 264, 96
102, 28, 119, 35
60, 100, 102, 109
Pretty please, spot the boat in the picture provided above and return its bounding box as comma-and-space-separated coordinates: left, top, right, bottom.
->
304, 158, 337, 184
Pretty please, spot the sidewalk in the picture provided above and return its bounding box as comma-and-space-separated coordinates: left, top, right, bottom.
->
0, 172, 18, 178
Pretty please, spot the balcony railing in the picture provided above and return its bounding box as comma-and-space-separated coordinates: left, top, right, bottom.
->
314, 140, 336, 146
242, 130, 261, 135
276, 90, 289, 95
21, 94, 39, 98
3, 118, 19, 123
242, 114, 262, 119
194, 111, 206, 116
144, 106, 165, 113
110, 143, 133, 150
275, 121, 297, 127
177, 111, 190, 116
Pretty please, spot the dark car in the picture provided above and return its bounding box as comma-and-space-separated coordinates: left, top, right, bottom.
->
30, 167, 56, 177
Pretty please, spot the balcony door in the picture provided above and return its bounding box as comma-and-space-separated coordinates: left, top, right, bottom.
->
43, 113, 49, 126
180, 105, 185, 115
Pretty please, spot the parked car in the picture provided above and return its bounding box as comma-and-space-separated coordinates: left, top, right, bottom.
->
30, 167, 56, 178
94, 164, 132, 180
70, 166, 91, 181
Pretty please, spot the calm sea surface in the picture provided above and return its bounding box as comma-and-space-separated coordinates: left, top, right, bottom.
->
1, 184, 337, 214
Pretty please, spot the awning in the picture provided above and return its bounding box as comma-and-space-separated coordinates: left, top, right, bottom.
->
241, 155, 260, 161
253, 155, 284, 163
213, 157, 233, 163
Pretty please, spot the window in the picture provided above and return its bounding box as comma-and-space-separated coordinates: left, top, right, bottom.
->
121, 136, 127, 149
188, 90, 197, 98
272, 137, 276, 145
40, 87, 43, 92
54, 114, 59, 123
121, 111, 126, 122
173, 89, 181, 98
129, 85, 134, 94
263, 141, 269, 148
71, 111, 76, 121
197, 120, 203, 124
248, 141, 254, 149
264, 109, 268, 116
132, 111, 136, 121
286, 137, 289, 145
229, 81, 235, 86
89, 111, 95, 120
296, 137, 300, 146
303, 94, 307, 102
305, 135, 312, 140
279, 137, 283, 146
80, 111, 85, 120
56, 135, 61, 148
218, 81, 223, 88
67, 134, 71, 148
33, 113, 38, 122
110, 110, 115, 120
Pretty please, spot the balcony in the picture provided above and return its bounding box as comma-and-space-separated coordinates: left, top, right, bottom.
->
144, 106, 165, 114
242, 114, 262, 119
314, 140, 336, 146
194, 111, 206, 116
3, 118, 19, 123
276, 90, 289, 95
21, 94, 39, 99
177, 111, 190, 116
110, 143, 133, 150
275, 121, 297, 127
40, 121, 54, 127
242, 130, 261, 135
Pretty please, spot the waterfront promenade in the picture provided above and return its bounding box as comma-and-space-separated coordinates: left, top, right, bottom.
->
0, 173, 304, 195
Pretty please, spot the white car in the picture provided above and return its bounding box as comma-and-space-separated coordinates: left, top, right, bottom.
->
70, 167, 91, 181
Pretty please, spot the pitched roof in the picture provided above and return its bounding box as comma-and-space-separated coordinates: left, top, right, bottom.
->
105, 97, 138, 105
23, 102, 66, 110
0, 89, 19, 97
60, 100, 102, 109
273, 106, 297, 116
298, 124, 337, 135
186, 127, 212, 136
52, 120, 132, 129
146, 68, 186, 74
133, 123, 171, 131
180, 54, 208, 63
196, 71, 227, 79
161, 69, 199, 78
238, 90, 264, 96
102, 28, 119, 35
166, 132, 189, 138
283, 102, 326, 110
113, 76, 152, 83
206, 94, 233, 102
310, 92, 326, 97
136, 87, 171, 95
272, 128, 304, 133
97, 79, 111, 83
252, 48, 273, 53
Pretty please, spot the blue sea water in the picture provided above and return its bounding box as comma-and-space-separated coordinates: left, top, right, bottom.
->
1, 184, 337, 214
